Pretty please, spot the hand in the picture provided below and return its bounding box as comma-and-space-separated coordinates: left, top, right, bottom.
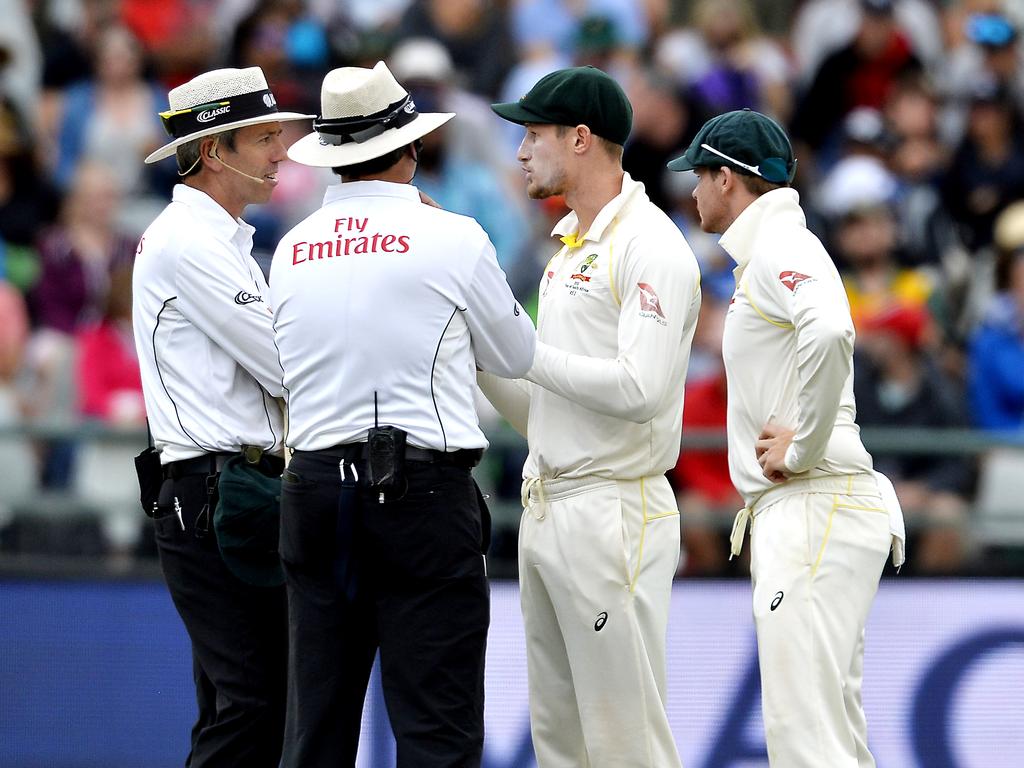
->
418, 190, 442, 209
755, 422, 795, 484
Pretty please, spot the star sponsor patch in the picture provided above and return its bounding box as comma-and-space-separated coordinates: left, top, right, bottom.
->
638, 282, 666, 318
779, 271, 815, 292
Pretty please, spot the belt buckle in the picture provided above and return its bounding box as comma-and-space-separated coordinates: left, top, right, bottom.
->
242, 445, 263, 465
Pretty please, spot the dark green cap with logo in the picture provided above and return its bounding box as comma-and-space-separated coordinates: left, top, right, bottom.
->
491, 65, 632, 146
667, 108, 796, 184
214, 455, 285, 588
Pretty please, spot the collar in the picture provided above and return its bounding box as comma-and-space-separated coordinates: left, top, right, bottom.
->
172, 184, 255, 249
718, 187, 804, 269
551, 172, 645, 249
323, 179, 422, 205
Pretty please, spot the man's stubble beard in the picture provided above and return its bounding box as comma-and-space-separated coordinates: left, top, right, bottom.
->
527, 167, 568, 200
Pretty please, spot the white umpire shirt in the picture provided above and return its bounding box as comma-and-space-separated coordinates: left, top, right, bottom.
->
133, 184, 285, 464
270, 180, 535, 452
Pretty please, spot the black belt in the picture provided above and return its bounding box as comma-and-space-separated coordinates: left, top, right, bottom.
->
309, 443, 483, 469
163, 448, 284, 479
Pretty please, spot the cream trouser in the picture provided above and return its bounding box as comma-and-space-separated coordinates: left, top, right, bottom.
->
519, 474, 682, 768
749, 474, 892, 767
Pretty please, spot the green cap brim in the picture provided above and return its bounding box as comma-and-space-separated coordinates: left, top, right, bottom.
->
666, 152, 697, 172
491, 101, 551, 126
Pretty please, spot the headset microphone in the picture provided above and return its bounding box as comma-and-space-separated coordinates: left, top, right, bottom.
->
207, 135, 267, 184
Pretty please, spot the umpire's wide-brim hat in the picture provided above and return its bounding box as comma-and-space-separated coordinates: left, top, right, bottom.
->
288, 61, 454, 168
145, 67, 314, 164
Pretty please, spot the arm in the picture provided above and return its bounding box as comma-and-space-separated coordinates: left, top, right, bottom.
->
526, 237, 700, 423
476, 371, 531, 437
462, 240, 536, 378
773, 255, 856, 474
175, 243, 285, 397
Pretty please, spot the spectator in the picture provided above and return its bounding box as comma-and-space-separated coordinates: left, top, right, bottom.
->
397, 0, 515, 97
968, 235, 1024, 432
937, 9, 1024, 145
855, 304, 972, 572
941, 72, 1024, 252
51, 25, 166, 234
29, 162, 136, 336
791, 0, 923, 162
409, 88, 529, 271
623, 68, 695, 211
885, 76, 961, 268
655, 0, 793, 124
671, 290, 742, 576
0, 93, 59, 292
73, 264, 146, 560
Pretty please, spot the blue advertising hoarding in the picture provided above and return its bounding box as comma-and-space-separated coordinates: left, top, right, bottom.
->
1, 579, 1021, 767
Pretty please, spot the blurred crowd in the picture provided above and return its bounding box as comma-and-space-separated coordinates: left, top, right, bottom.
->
1, 0, 1023, 575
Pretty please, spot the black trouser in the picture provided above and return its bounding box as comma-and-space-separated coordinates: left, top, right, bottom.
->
280, 450, 490, 768
152, 456, 287, 768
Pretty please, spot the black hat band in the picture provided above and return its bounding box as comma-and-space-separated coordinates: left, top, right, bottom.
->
314, 95, 419, 146
159, 89, 282, 140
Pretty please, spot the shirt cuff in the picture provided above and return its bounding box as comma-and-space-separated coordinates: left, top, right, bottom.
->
783, 442, 802, 474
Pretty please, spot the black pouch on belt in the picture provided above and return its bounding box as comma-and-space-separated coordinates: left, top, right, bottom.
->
366, 426, 406, 488
134, 447, 163, 517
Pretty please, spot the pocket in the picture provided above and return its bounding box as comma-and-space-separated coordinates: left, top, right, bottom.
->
474, 480, 491, 555
278, 470, 336, 569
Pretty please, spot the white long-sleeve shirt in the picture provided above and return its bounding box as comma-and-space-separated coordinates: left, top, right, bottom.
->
479, 173, 701, 480
719, 187, 873, 505
132, 184, 285, 464
270, 180, 535, 452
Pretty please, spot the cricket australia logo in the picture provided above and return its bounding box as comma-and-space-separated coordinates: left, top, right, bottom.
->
570, 253, 598, 283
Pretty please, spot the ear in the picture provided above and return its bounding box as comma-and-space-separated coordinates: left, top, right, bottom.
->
719, 166, 736, 192
572, 124, 593, 155
200, 136, 222, 170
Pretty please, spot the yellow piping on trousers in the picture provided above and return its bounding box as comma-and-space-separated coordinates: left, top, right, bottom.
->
810, 495, 839, 578
626, 479, 679, 593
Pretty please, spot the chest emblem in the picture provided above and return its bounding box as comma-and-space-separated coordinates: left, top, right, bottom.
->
569, 253, 598, 283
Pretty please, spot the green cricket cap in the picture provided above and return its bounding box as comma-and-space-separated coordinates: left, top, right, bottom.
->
667, 108, 796, 184
214, 455, 285, 588
491, 65, 632, 146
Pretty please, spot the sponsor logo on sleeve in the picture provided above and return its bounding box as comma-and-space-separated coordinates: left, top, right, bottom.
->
234, 290, 263, 305
779, 271, 815, 292
638, 282, 667, 324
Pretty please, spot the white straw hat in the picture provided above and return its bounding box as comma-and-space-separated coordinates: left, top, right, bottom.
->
145, 67, 314, 164
288, 61, 454, 168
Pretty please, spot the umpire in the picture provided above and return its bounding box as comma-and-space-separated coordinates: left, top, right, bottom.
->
132, 67, 311, 767
270, 62, 536, 767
